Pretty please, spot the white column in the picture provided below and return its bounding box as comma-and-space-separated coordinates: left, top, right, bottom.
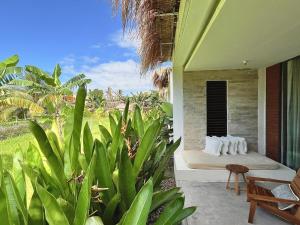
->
169, 72, 174, 103
258, 68, 266, 155
172, 66, 184, 151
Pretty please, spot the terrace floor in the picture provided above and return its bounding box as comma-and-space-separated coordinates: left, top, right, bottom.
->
174, 151, 296, 225
177, 181, 290, 225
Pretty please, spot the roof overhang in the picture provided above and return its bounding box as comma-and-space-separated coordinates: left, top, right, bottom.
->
173, 0, 300, 71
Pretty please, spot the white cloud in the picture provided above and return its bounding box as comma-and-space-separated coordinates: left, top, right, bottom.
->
60, 55, 75, 65
60, 55, 77, 74
90, 43, 102, 49
111, 29, 140, 51
81, 56, 100, 64
82, 59, 153, 93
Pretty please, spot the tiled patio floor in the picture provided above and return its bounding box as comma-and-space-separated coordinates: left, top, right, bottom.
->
177, 181, 290, 225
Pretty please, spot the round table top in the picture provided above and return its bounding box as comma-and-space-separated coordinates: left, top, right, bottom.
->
225, 164, 249, 174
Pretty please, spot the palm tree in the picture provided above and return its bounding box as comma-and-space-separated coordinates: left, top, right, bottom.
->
152, 67, 171, 99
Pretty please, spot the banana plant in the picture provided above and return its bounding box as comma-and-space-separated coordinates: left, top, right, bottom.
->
0, 54, 22, 87
0, 55, 42, 121
0, 85, 195, 225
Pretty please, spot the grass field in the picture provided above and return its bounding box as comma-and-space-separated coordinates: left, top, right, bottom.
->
0, 116, 110, 168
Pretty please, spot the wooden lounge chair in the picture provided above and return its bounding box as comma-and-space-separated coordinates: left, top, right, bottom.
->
247, 170, 300, 224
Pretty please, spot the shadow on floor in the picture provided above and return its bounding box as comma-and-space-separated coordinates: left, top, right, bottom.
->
176, 181, 290, 225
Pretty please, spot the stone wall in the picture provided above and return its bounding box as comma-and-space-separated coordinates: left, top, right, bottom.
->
183, 69, 258, 151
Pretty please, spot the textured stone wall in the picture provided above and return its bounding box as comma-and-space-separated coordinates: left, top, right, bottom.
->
183, 69, 258, 151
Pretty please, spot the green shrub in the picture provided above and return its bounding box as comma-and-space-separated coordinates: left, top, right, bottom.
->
0, 85, 195, 225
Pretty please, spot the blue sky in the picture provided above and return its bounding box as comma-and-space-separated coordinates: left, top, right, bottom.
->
0, 0, 153, 94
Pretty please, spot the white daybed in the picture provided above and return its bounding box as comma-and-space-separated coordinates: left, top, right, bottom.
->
175, 151, 295, 182
183, 150, 280, 170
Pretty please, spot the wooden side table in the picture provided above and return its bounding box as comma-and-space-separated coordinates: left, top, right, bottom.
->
225, 164, 249, 195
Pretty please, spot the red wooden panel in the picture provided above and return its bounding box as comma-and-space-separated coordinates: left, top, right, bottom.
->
266, 64, 281, 162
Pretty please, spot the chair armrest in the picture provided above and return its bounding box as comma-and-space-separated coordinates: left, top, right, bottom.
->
247, 176, 291, 184
248, 193, 300, 205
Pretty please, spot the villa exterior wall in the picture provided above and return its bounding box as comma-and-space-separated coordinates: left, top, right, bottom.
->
183, 69, 258, 151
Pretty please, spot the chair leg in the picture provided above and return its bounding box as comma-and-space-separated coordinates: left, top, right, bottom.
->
226, 171, 232, 190
248, 201, 257, 224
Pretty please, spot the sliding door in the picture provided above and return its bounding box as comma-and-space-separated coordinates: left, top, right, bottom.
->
266, 58, 300, 169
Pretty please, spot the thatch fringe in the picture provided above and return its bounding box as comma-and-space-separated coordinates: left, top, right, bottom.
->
112, 0, 179, 74
152, 67, 171, 90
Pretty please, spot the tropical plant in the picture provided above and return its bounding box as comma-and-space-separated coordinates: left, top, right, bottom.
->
86, 89, 105, 112
130, 91, 161, 110
160, 102, 174, 144
0, 54, 22, 87
0, 55, 43, 121
0, 85, 195, 225
10, 64, 91, 135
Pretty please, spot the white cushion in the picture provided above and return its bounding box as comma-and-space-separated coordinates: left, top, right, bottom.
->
220, 137, 230, 155
238, 137, 247, 154
271, 184, 299, 210
227, 136, 238, 155
204, 136, 222, 156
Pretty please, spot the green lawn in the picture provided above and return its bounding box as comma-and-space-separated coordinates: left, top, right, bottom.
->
0, 115, 110, 168
0, 133, 34, 154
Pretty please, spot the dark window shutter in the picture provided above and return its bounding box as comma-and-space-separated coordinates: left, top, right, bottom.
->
206, 81, 227, 137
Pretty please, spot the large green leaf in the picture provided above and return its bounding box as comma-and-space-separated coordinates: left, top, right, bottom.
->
119, 148, 136, 211
154, 141, 167, 165
78, 154, 88, 172
73, 152, 96, 225
151, 187, 181, 212
103, 193, 121, 225
12, 151, 26, 201
28, 190, 45, 225
4, 173, 28, 225
52, 64, 61, 86
83, 122, 94, 164
154, 197, 184, 225
36, 183, 70, 225
2, 172, 21, 225
160, 102, 173, 118
0, 155, 2, 183
109, 114, 117, 134
62, 74, 91, 89
99, 125, 112, 145
153, 138, 181, 186
0, 54, 19, 68
25, 65, 55, 86
133, 105, 144, 138
70, 85, 87, 172
123, 98, 130, 122
94, 140, 115, 204
85, 217, 104, 225
109, 117, 122, 171
47, 131, 63, 164
120, 178, 153, 225
133, 119, 161, 179
0, 188, 11, 225
57, 198, 75, 224
172, 207, 197, 224
29, 121, 69, 197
